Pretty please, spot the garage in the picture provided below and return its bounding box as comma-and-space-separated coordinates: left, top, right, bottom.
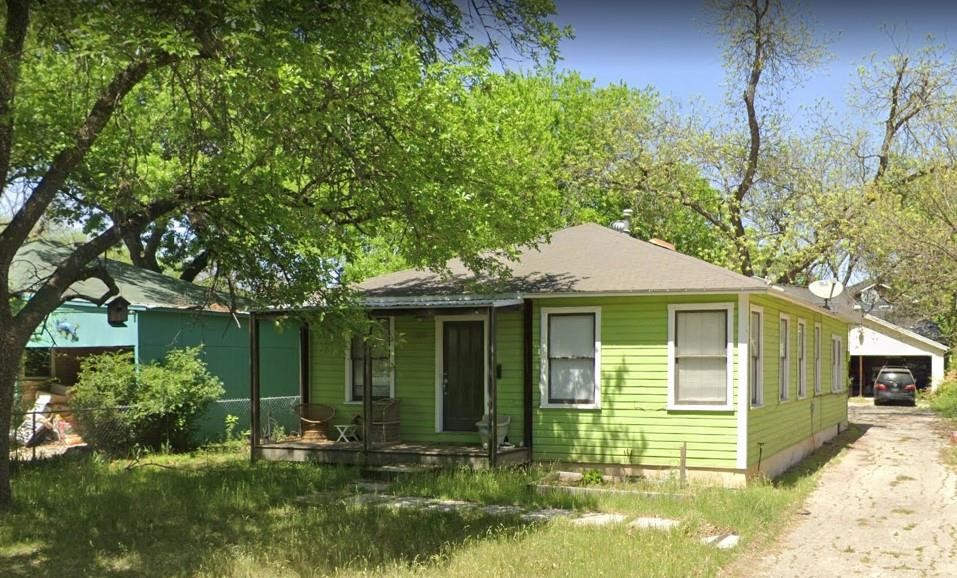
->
849, 314, 948, 395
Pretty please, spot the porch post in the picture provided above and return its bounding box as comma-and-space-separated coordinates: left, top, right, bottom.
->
299, 322, 310, 403
298, 321, 310, 437
249, 312, 261, 460
488, 305, 498, 467
522, 298, 533, 452
858, 355, 864, 398
361, 331, 373, 456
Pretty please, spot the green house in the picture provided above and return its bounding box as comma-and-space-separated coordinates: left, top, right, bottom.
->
15, 241, 300, 441
255, 224, 851, 483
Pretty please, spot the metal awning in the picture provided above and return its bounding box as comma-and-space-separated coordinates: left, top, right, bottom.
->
360, 296, 523, 310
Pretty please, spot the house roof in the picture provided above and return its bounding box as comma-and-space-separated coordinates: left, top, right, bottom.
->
11, 240, 232, 311
769, 285, 859, 323
359, 223, 769, 298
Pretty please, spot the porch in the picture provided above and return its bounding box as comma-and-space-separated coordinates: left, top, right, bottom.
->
254, 439, 531, 468
249, 297, 535, 469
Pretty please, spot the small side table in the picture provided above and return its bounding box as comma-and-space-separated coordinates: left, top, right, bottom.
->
333, 424, 359, 443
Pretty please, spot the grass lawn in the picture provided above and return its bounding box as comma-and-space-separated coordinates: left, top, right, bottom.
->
0, 429, 862, 577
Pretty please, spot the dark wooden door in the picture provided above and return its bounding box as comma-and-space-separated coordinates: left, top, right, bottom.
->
442, 320, 485, 431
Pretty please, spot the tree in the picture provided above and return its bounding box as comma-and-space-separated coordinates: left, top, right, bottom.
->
845, 40, 957, 333
0, 0, 566, 508
661, 0, 848, 282
552, 78, 732, 264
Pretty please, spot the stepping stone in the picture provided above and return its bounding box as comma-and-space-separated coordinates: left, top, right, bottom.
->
571, 513, 627, 526
556, 471, 584, 483
520, 508, 575, 522
342, 494, 392, 506
356, 480, 392, 493
701, 533, 740, 549
479, 504, 526, 517
629, 517, 681, 530
421, 499, 473, 513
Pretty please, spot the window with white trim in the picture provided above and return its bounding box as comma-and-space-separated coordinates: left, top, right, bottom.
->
541, 308, 601, 408
749, 308, 764, 407
347, 317, 394, 402
814, 324, 822, 394
797, 320, 807, 399
831, 334, 844, 392
779, 316, 790, 401
668, 304, 734, 409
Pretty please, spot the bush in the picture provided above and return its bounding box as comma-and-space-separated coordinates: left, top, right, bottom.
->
927, 370, 957, 420
72, 347, 224, 455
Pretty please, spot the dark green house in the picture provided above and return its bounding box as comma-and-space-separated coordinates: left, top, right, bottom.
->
14, 241, 300, 441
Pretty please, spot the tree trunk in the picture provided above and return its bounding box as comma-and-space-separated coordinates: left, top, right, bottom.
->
0, 325, 30, 510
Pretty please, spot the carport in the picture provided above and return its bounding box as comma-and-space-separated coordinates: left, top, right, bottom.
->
849, 314, 948, 394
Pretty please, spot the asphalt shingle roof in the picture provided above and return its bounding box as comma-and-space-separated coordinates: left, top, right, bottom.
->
11, 240, 230, 311
359, 223, 769, 297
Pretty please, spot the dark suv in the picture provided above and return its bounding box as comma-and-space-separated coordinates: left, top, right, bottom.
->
873, 367, 917, 406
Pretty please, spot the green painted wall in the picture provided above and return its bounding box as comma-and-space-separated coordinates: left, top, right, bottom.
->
309, 313, 524, 444
27, 301, 138, 349
747, 294, 849, 467
531, 295, 741, 470
138, 311, 300, 440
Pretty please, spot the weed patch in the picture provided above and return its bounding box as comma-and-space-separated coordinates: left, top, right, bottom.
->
1, 437, 859, 577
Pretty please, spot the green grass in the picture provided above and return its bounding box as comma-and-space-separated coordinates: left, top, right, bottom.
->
1, 428, 862, 577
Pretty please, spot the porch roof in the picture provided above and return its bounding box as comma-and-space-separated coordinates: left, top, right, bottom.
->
362, 296, 523, 310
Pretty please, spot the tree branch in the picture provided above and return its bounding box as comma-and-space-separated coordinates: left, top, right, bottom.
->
0, 0, 29, 189
13, 189, 206, 332
61, 265, 120, 306
0, 50, 177, 272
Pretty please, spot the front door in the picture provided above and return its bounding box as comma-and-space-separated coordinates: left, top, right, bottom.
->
442, 320, 485, 431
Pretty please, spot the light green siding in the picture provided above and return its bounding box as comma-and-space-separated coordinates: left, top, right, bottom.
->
531, 295, 742, 470
309, 312, 524, 443
746, 294, 849, 467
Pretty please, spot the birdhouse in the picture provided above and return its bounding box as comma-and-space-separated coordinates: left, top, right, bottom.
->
107, 296, 130, 327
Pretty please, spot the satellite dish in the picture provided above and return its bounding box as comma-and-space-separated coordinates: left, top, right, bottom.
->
809, 279, 845, 301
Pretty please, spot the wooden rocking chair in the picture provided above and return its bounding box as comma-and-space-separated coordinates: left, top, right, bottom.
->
295, 403, 335, 442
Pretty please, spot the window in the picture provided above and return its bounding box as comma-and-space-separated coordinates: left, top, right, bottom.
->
814, 324, 822, 394
797, 320, 807, 399
668, 304, 734, 410
541, 308, 601, 408
346, 318, 394, 402
831, 335, 844, 392
779, 316, 790, 401
749, 308, 764, 407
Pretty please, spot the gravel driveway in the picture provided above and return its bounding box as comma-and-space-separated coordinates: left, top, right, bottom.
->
744, 402, 957, 577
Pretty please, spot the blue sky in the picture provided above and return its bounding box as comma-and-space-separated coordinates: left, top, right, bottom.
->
550, 0, 957, 120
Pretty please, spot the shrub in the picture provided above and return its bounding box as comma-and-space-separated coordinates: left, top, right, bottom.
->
927, 370, 957, 420
72, 347, 224, 455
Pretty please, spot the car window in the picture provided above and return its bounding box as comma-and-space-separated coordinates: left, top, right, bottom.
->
877, 371, 915, 386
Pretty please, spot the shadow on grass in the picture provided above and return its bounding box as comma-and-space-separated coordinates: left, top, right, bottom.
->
774, 422, 869, 489
0, 453, 548, 577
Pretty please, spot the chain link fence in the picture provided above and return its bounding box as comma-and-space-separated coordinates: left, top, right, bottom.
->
10, 395, 301, 461
199, 395, 300, 443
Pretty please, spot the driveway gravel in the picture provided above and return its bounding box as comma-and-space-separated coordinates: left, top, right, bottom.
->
743, 403, 957, 577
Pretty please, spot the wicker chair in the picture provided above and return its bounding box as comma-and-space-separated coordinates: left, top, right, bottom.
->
295, 403, 335, 442
368, 399, 400, 443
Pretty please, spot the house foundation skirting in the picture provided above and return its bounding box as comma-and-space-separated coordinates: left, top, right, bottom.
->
545, 462, 750, 488
749, 420, 848, 480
